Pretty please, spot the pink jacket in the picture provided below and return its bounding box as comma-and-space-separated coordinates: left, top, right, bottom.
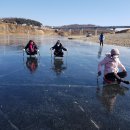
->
29, 44, 34, 52
98, 54, 126, 75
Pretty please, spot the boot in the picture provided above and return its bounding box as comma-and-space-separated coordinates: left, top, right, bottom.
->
121, 79, 130, 84
123, 80, 130, 84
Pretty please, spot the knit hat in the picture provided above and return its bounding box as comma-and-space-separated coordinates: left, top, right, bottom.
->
111, 48, 120, 56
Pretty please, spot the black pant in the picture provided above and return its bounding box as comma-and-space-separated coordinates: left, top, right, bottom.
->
100, 40, 103, 46
26, 50, 37, 55
104, 71, 127, 82
54, 51, 63, 57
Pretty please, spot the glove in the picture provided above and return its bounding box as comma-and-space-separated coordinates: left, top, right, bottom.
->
98, 71, 101, 76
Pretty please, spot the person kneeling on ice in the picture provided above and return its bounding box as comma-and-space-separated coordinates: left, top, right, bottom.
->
98, 48, 129, 84
24, 40, 38, 55
51, 40, 67, 57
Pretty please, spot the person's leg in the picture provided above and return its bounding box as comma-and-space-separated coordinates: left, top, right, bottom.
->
100, 41, 101, 46
56, 51, 63, 57
114, 72, 129, 84
54, 51, 57, 56
60, 52, 63, 57
34, 50, 37, 54
105, 72, 129, 84
102, 41, 103, 46
26, 49, 31, 55
29, 51, 36, 55
117, 71, 127, 78
54, 51, 62, 57
104, 73, 116, 83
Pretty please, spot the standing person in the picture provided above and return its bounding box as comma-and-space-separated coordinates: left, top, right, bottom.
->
98, 48, 129, 84
51, 40, 67, 57
24, 40, 38, 55
99, 33, 105, 46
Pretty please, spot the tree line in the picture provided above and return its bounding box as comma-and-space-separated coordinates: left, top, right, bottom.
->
1, 17, 43, 27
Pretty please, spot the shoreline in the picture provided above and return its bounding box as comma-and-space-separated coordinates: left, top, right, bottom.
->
0, 33, 130, 47
68, 33, 130, 47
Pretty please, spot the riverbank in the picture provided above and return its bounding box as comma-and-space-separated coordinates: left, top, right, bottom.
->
68, 33, 130, 47
0, 22, 59, 36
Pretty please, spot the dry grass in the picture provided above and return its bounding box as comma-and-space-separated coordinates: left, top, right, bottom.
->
68, 33, 130, 47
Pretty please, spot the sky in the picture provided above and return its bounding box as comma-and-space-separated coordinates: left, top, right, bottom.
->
0, 0, 130, 26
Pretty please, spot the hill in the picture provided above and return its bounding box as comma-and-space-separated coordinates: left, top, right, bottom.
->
0, 22, 58, 35
57, 24, 96, 29
0, 17, 42, 27
53, 24, 113, 36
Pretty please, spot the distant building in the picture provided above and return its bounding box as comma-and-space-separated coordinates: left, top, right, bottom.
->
22, 24, 27, 26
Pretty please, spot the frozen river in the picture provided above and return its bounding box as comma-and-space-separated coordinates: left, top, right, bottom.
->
0, 35, 130, 130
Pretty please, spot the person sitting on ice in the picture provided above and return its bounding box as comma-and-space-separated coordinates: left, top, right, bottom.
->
98, 48, 129, 84
51, 40, 67, 57
24, 40, 38, 55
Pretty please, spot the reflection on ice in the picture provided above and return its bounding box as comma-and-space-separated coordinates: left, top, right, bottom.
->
97, 46, 103, 59
26, 57, 38, 73
52, 58, 67, 75
96, 83, 129, 112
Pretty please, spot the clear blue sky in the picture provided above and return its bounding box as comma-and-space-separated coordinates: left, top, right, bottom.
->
0, 0, 130, 26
